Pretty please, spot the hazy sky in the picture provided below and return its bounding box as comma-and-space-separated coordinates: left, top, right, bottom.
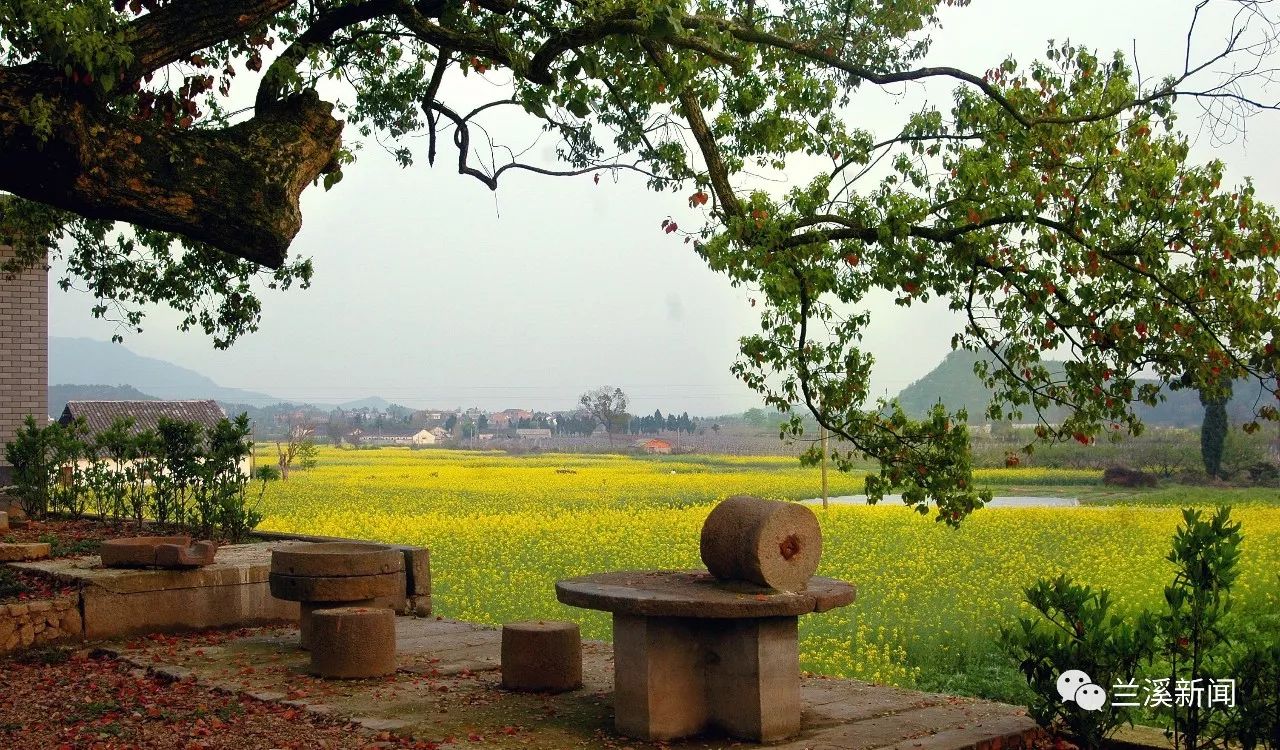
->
48, 0, 1280, 414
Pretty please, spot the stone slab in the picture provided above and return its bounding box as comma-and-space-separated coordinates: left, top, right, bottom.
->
13, 541, 307, 638
556, 569, 855, 618
13, 541, 312, 594
105, 617, 1041, 750
271, 542, 404, 577
0, 542, 50, 562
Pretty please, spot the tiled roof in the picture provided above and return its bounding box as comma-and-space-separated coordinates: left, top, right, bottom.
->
59, 400, 227, 436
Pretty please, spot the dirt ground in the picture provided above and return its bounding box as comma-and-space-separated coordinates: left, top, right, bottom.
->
0, 645, 438, 750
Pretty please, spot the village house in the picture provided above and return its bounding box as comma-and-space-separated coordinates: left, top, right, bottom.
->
58, 400, 251, 474
635, 438, 673, 455
359, 428, 418, 446
489, 408, 534, 429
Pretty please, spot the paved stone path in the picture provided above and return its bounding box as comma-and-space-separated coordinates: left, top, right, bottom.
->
107, 617, 1040, 750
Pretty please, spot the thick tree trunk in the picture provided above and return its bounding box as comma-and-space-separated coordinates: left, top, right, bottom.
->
0, 63, 342, 268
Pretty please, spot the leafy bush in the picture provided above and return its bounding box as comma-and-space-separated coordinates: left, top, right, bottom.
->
1004, 507, 1278, 750
1102, 465, 1158, 488
1002, 576, 1158, 749
2, 412, 261, 540
4, 416, 55, 516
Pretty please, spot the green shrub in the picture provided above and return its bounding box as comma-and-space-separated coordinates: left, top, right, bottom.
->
1004, 507, 1277, 750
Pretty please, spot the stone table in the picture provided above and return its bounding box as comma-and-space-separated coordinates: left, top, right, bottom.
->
555, 569, 855, 743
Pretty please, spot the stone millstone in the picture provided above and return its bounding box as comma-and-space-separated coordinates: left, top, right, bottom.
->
699, 496, 822, 592
501, 620, 582, 693
271, 542, 404, 577
308, 607, 397, 679
269, 571, 404, 602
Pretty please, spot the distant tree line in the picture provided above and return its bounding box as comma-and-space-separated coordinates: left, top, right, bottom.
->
626, 410, 697, 435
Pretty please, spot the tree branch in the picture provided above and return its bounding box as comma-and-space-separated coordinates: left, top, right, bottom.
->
0, 65, 341, 268
127, 0, 293, 75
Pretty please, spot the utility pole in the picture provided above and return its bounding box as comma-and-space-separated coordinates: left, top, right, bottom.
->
820, 425, 829, 510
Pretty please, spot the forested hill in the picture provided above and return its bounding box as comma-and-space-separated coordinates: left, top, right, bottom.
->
896, 350, 1267, 427
48, 384, 158, 419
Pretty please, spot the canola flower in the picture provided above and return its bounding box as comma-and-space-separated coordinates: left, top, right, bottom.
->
256, 448, 1280, 701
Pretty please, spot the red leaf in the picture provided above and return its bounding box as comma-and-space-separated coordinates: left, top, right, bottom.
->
663, 222, 678, 234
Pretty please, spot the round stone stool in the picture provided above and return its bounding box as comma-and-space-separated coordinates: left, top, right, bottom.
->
501, 620, 582, 692
308, 607, 397, 679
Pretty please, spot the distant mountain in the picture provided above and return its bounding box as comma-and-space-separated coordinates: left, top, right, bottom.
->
48, 384, 158, 418
895, 350, 1263, 427
337, 396, 395, 411
896, 350, 1005, 423
49, 337, 280, 407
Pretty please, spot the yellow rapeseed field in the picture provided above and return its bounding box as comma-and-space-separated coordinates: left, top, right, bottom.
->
255, 448, 1280, 699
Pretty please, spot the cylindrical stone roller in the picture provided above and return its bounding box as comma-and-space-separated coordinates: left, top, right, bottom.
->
699, 495, 822, 591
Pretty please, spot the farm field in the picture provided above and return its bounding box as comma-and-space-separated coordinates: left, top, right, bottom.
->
255, 448, 1280, 703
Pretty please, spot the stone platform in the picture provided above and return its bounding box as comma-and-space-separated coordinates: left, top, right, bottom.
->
12, 541, 306, 638
104, 616, 1040, 750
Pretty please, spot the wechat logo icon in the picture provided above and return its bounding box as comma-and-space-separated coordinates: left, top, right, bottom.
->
1057, 670, 1107, 712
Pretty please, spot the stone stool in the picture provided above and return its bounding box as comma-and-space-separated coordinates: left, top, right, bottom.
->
501, 620, 582, 692
308, 606, 397, 679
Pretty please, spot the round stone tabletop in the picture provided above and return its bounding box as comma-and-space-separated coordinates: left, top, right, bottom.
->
555, 570, 856, 618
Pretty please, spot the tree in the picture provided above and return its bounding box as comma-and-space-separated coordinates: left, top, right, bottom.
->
579, 386, 628, 446
275, 420, 315, 479
7, 1, 1280, 522
1199, 385, 1232, 479
325, 408, 351, 446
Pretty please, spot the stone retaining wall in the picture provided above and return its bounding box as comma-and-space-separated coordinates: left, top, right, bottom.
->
0, 596, 82, 654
